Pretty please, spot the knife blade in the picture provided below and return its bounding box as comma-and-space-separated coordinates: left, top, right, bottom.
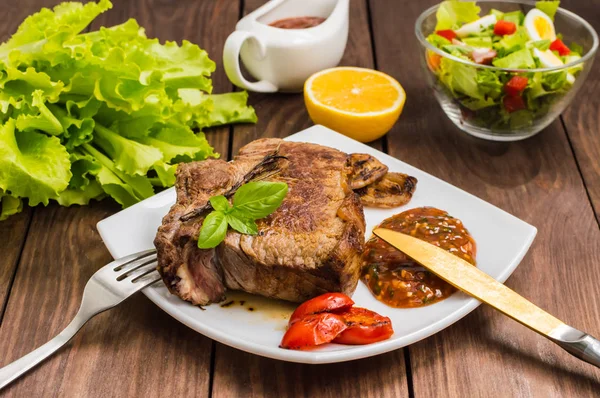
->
373, 228, 600, 368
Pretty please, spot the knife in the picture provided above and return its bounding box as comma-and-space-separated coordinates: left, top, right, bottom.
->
373, 228, 600, 369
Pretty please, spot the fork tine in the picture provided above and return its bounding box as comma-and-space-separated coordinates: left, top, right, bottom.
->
131, 267, 159, 283
119, 262, 159, 283
115, 256, 157, 281
110, 249, 156, 272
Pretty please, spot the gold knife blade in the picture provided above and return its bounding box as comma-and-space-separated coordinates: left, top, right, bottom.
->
373, 228, 600, 368
373, 228, 565, 336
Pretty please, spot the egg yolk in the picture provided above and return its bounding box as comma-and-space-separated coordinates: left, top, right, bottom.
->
534, 17, 553, 40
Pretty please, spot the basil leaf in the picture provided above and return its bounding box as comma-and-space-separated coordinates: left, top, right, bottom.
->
210, 195, 231, 213
197, 211, 228, 249
232, 181, 288, 220
226, 214, 258, 235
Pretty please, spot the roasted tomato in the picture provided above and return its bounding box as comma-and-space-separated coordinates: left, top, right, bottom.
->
333, 308, 394, 345
288, 293, 354, 325
280, 313, 347, 349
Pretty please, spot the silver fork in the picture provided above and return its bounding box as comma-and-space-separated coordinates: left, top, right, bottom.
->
0, 249, 160, 391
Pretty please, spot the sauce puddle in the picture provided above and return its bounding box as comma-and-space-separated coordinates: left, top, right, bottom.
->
362, 207, 477, 308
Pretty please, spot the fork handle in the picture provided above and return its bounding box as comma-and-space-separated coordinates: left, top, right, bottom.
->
0, 309, 90, 390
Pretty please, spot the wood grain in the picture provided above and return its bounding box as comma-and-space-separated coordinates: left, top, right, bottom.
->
211, 1, 408, 397
560, 0, 600, 223
0, 210, 32, 323
0, 0, 64, 326
369, 0, 600, 396
0, 0, 240, 396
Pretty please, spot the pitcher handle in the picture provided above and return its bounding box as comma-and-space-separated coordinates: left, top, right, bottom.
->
223, 31, 278, 93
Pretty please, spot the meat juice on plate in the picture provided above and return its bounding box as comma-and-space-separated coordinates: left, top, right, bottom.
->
362, 207, 477, 307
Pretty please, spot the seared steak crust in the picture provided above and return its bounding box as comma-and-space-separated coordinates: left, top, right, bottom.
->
154, 139, 366, 305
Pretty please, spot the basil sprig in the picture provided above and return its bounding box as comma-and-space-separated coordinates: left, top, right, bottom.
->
197, 181, 288, 249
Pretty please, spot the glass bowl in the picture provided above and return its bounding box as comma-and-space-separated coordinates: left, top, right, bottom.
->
415, 0, 598, 141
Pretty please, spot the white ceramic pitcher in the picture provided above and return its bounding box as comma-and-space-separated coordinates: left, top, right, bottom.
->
223, 0, 349, 93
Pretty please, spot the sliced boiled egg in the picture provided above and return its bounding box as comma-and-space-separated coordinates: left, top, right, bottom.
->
533, 48, 576, 84
524, 9, 556, 41
455, 14, 497, 38
533, 48, 563, 67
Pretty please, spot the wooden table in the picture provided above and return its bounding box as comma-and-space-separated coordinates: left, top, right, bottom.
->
1, 0, 600, 396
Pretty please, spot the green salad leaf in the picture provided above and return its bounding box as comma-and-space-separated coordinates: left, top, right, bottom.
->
435, 0, 481, 30
536, 1, 560, 20
0, 191, 23, 221
438, 58, 482, 99
0, 119, 71, 206
0, 0, 257, 220
492, 48, 536, 69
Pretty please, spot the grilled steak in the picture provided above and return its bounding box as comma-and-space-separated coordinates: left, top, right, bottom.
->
155, 139, 367, 305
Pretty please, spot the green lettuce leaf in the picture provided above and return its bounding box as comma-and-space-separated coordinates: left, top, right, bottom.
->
435, 0, 481, 30
426, 33, 452, 48
93, 124, 163, 176
0, 191, 23, 220
15, 89, 63, 134
82, 143, 154, 207
475, 69, 504, 99
152, 162, 177, 187
438, 58, 482, 99
492, 48, 536, 69
0, 119, 71, 205
0, 0, 112, 54
199, 92, 257, 128
56, 180, 104, 206
536, 1, 560, 20
137, 124, 215, 163
462, 37, 492, 48
501, 10, 525, 25
495, 27, 529, 56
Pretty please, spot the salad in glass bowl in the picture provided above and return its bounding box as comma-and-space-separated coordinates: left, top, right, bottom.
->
416, 0, 598, 141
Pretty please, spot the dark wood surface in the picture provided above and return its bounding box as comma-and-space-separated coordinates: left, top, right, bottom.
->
0, 0, 599, 397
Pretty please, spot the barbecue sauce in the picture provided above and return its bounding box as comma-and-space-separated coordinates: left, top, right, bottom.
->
362, 207, 476, 308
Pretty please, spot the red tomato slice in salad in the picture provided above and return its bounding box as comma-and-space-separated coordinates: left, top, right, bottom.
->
504, 76, 529, 97
288, 293, 354, 325
493, 20, 517, 36
436, 29, 457, 41
333, 307, 394, 345
280, 313, 347, 349
503, 95, 527, 113
550, 39, 571, 56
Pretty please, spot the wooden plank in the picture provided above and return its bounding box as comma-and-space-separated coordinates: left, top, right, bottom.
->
0, 209, 32, 322
212, 1, 409, 397
561, 0, 600, 221
0, 0, 239, 396
369, 0, 600, 396
0, 0, 64, 326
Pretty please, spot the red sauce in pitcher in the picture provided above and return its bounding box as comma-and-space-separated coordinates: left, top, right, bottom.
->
269, 16, 326, 29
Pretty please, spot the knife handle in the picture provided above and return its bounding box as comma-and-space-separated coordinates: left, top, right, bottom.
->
549, 325, 600, 368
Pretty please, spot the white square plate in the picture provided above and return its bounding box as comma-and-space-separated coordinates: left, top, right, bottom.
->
97, 125, 536, 364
